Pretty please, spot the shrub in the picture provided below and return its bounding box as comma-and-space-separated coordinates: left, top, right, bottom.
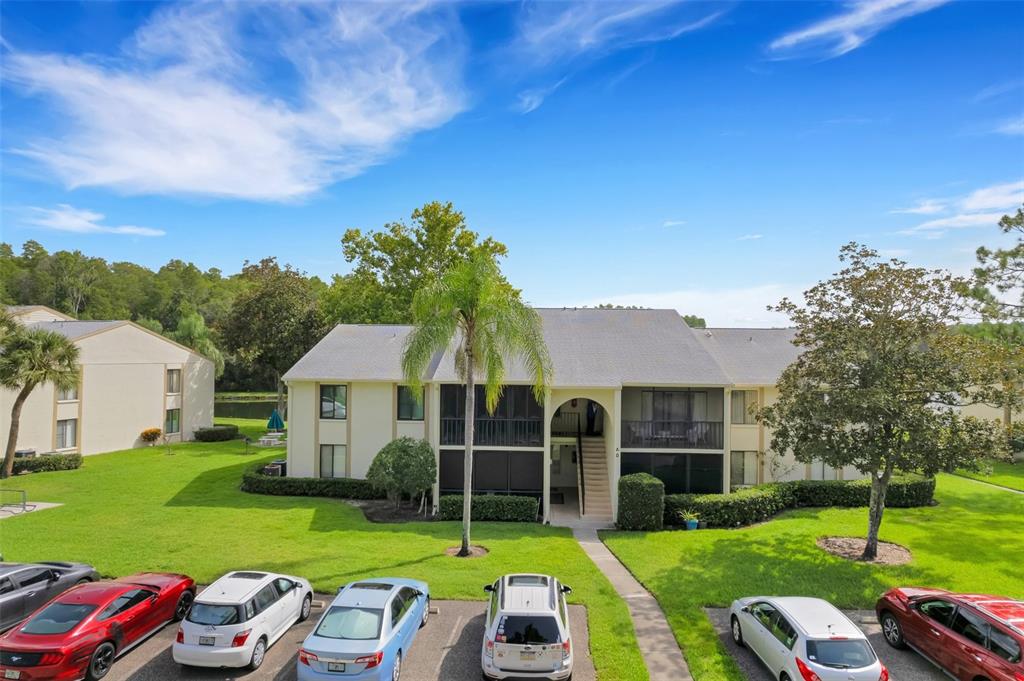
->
240, 466, 384, 499
140, 427, 162, 444
617, 472, 665, 531
194, 424, 239, 442
664, 474, 934, 528
13, 453, 83, 474
437, 494, 539, 522
366, 438, 436, 509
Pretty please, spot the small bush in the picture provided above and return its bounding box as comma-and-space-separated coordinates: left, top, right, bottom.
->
367, 438, 436, 508
437, 494, 539, 522
788, 474, 935, 508
140, 427, 162, 443
241, 466, 384, 499
618, 472, 665, 531
194, 424, 239, 442
13, 453, 83, 475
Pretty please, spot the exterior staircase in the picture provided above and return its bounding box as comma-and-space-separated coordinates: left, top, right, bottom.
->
580, 436, 612, 520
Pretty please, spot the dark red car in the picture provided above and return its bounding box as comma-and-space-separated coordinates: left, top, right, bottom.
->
876, 587, 1024, 681
0, 572, 195, 681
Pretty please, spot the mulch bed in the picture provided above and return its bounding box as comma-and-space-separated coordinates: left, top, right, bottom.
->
817, 536, 912, 565
445, 545, 489, 558
346, 499, 434, 523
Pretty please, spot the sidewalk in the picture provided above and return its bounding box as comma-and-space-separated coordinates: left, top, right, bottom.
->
573, 528, 692, 681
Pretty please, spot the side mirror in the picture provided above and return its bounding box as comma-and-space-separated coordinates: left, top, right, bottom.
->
740, 606, 750, 613
483, 584, 495, 593
560, 585, 572, 595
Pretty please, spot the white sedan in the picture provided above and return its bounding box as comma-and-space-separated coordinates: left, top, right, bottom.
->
729, 596, 888, 681
174, 570, 313, 670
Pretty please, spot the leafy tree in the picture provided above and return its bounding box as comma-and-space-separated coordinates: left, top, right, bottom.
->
342, 201, 507, 321
682, 314, 706, 328
759, 244, 1006, 559
366, 437, 437, 513
966, 206, 1023, 321
402, 252, 551, 556
222, 258, 326, 416
134, 317, 164, 334
171, 310, 225, 377
1, 328, 80, 478
320, 271, 403, 325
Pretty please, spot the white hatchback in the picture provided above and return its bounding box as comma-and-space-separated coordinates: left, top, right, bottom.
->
482, 574, 573, 681
729, 597, 888, 681
173, 570, 313, 670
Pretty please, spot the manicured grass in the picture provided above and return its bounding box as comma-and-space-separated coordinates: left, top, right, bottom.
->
214, 391, 278, 400
957, 459, 1024, 491
0, 419, 645, 681
602, 474, 1023, 681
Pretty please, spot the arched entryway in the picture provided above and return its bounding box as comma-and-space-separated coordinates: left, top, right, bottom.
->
549, 397, 613, 522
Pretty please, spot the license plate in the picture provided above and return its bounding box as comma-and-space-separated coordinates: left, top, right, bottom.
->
4, 671, 21, 679
328, 662, 346, 672
520, 650, 537, 661
198, 636, 216, 646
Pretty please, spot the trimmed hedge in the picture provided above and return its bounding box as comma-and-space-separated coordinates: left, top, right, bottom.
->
617, 472, 665, 531
241, 467, 384, 499
437, 494, 539, 522
664, 474, 935, 528
194, 424, 240, 442
13, 453, 83, 475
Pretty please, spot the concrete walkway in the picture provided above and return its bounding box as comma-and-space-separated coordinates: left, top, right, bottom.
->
573, 528, 692, 681
955, 474, 1024, 495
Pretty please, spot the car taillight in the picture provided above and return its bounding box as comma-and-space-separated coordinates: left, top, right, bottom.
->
879, 664, 889, 681
176, 627, 184, 644
355, 651, 383, 669
38, 652, 63, 666
230, 630, 251, 648
562, 640, 571, 660
796, 658, 822, 681
298, 649, 318, 666
1013, 673, 1024, 681
485, 639, 494, 658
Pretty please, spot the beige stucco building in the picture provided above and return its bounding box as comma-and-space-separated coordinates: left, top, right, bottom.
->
1, 305, 215, 456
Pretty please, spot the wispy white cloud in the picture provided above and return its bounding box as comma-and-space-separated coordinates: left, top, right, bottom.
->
736, 233, 763, 241
21, 204, 165, 237
516, 78, 567, 114
994, 115, 1024, 136
662, 219, 687, 228
895, 179, 1023, 238
972, 79, 1024, 103
3, 3, 467, 201
890, 198, 946, 215
581, 283, 800, 327
960, 180, 1024, 212
913, 212, 1007, 231
769, 0, 950, 59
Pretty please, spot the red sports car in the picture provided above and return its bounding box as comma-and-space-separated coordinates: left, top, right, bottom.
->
876, 587, 1024, 681
0, 572, 195, 681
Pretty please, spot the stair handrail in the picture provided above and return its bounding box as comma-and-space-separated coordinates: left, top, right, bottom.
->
576, 421, 585, 517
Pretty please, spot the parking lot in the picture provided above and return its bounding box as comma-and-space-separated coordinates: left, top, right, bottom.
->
705, 608, 943, 681
106, 598, 595, 681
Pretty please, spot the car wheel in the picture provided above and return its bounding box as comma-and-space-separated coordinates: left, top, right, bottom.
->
86, 642, 116, 680
731, 616, 745, 647
299, 593, 313, 622
173, 590, 194, 622
781, 673, 791, 681
76, 578, 93, 585
248, 637, 267, 670
420, 597, 430, 628
880, 612, 907, 649
392, 650, 402, 681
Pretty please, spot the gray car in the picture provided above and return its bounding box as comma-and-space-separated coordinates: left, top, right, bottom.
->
0, 561, 99, 631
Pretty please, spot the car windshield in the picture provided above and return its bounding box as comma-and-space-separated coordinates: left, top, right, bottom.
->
22, 603, 96, 635
314, 606, 383, 641
187, 603, 240, 626
497, 616, 561, 645
806, 639, 876, 669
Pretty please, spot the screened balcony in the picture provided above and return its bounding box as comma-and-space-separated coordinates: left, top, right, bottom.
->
439, 384, 544, 447
620, 387, 725, 450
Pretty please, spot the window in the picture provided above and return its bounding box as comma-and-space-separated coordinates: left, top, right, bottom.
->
275, 578, 295, 595
391, 589, 416, 627
731, 390, 758, 424
621, 452, 724, 494
320, 384, 347, 419
730, 451, 759, 486
244, 600, 256, 620
989, 626, 1022, 663
187, 603, 241, 626
487, 582, 500, 625
166, 368, 181, 394
641, 389, 708, 423
770, 613, 798, 649
319, 445, 347, 479
950, 608, 989, 647
919, 599, 956, 627
22, 603, 97, 634
805, 640, 875, 669
253, 584, 278, 613
751, 602, 777, 629
56, 419, 78, 449
15, 568, 53, 589
315, 606, 383, 640
397, 386, 424, 420
58, 384, 79, 401
165, 408, 181, 435
497, 615, 561, 645
99, 589, 153, 620
0, 578, 13, 595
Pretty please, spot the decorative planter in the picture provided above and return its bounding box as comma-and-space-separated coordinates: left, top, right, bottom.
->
685, 519, 699, 531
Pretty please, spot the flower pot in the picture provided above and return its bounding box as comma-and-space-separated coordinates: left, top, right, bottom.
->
685, 519, 698, 531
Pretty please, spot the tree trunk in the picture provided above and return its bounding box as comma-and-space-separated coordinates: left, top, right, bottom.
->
460, 349, 475, 557
862, 464, 894, 560
3, 385, 35, 479
276, 371, 285, 424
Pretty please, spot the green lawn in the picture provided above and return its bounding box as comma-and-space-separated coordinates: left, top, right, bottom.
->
957, 459, 1024, 492
0, 419, 645, 681
602, 474, 1023, 681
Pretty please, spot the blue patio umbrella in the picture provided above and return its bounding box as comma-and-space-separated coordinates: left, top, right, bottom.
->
267, 409, 284, 431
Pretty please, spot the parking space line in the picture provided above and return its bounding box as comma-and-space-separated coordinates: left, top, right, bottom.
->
437, 615, 465, 675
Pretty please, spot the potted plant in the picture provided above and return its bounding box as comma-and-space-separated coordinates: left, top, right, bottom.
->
679, 510, 700, 531
140, 427, 162, 446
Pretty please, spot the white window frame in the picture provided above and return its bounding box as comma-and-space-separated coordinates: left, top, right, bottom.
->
319, 444, 347, 478
164, 408, 181, 435
56, 418, 78, 450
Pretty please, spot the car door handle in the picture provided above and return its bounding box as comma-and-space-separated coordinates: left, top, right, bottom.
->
25, 591, 36, 597
929, 628, 942, 637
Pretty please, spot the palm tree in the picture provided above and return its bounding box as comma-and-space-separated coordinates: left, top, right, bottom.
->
1, 327, 80, 478
402, 252, 551, 556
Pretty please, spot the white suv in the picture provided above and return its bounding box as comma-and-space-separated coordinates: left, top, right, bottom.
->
481, 574, 573, 680
173, 570, 313, 670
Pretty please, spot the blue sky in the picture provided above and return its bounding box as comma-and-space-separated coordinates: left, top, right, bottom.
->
1, 0, 1022, 325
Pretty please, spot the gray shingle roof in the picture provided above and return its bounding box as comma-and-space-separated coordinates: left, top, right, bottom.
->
691, 327, 801, 385
285, 309, 736, 387
26, 320, 125, 340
